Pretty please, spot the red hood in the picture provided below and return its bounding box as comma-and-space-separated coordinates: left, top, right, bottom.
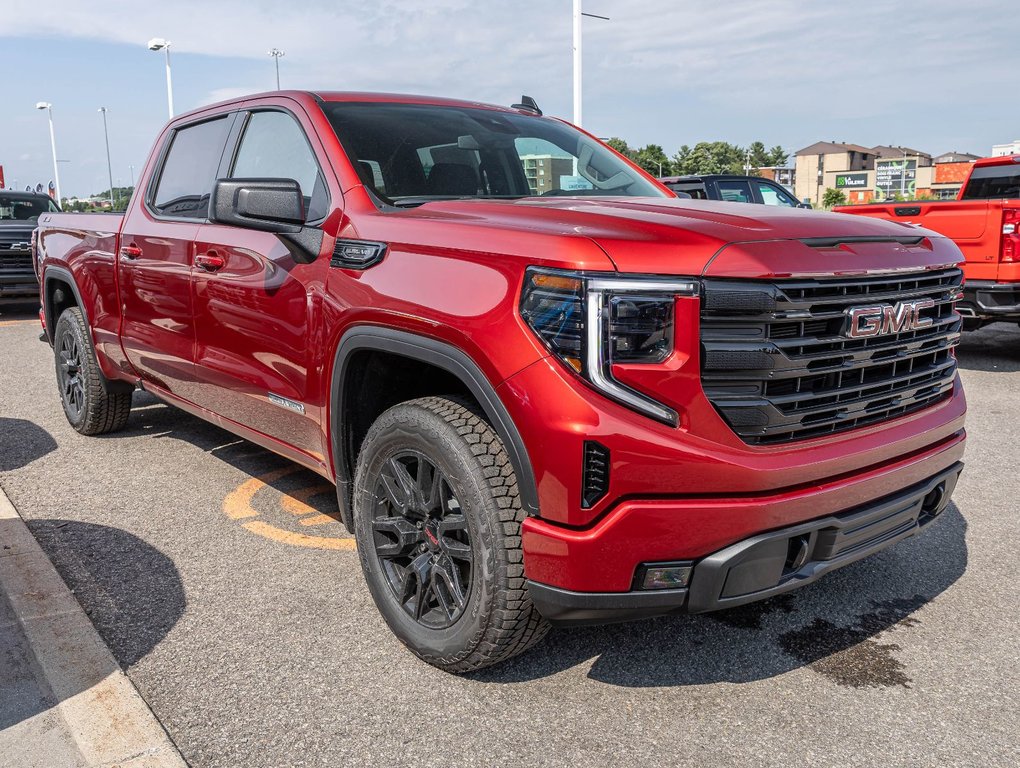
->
358, 195, 961, 277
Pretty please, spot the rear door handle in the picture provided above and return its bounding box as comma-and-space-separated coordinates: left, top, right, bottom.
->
120, 245, 143, 259
195, 252, 225, 272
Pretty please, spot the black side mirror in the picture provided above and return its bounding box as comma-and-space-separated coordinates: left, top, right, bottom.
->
211, 178, 305, 233
210, 178, 323, 263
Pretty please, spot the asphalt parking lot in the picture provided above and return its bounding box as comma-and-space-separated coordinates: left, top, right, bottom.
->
1, 299, 1018, 768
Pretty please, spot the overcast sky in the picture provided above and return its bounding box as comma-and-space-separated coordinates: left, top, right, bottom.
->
1, 0, 1014, 198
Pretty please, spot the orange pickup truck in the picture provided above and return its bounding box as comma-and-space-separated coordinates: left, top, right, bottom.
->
835, 155, 1020, 329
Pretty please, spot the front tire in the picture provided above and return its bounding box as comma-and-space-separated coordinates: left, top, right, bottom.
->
352, 396, 548, 673
53, 307, 132, 435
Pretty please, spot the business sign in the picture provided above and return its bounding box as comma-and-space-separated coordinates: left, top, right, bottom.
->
835, 172, 869, 189
876, 159, 917, 198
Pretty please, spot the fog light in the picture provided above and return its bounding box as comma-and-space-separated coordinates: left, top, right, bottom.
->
640, 563, 693, 590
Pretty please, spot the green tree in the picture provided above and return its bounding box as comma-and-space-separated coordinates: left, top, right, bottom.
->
822, 188, 847, 208
633, 144, 672, 177
672, 141, 745, 175
604, 137, 634, 159
746, 141, 770, 175
767, 145, 789, 166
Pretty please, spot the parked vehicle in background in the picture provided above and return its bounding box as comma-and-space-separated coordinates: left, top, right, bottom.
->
835, 155, 1020, 329
0, 191, 59, 301
34, 90, 966, 672
659, 174, 808, 207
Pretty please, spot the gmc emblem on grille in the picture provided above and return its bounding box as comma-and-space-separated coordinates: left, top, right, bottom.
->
844, 298, 935, 339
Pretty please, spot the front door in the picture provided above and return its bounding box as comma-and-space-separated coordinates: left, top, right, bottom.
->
191, 108, 332, 462
119, 115, 233, 398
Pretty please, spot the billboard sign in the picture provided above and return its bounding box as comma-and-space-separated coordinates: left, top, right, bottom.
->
835, 172, 869, 189
876, 159, 917, 198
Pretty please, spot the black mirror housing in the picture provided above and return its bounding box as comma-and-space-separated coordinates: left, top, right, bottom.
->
210, 178, 305, 233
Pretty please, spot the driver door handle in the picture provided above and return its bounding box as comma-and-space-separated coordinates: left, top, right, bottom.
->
120, 245, 143, 260
195, 252, 225, 272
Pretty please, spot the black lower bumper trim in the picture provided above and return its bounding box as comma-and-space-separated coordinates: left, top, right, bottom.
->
527, 461, 963, 625
961, 280, 1020, 319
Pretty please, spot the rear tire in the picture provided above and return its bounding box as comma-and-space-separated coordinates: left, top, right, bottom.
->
53, 307, 132, 435
352, 396, 548, 673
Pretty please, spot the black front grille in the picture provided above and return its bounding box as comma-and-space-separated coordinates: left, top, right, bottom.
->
700, 267, 963, 444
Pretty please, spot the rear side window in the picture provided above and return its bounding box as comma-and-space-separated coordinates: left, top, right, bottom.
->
962, 165, 1020, 199
716, 180, 753, 203
231, 110, 329, 220
152, 117, 231, 219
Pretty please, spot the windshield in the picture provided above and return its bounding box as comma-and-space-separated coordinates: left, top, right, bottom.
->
0, 194, 59, 222
961, 164, 1020, 199
322, 102, 667, 207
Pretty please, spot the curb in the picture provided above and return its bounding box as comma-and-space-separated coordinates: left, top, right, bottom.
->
0, 485, 188, 767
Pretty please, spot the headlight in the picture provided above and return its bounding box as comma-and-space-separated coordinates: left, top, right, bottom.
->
520, 267, 698, 425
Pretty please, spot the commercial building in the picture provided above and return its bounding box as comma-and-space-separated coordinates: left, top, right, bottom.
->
992, 140, 1020, 157
796, 142, 980, 205
521, 155, 575, 195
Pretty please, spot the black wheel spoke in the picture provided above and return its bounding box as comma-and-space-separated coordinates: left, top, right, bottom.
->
372, 516, 424, 559
435, 559, 467, 612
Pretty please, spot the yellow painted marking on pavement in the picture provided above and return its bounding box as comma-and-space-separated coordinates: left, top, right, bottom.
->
299, 513, 339, 527
222, 466, 355, 551
222, 467, 295, 519
281, 482, 333, 517
0, 319, 37, 327
242, 520, 356, 550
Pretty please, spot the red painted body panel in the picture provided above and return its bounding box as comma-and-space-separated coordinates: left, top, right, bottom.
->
35, 90, 969, 599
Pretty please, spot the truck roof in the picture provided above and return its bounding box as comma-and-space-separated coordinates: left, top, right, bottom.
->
973, 154, 1020, 168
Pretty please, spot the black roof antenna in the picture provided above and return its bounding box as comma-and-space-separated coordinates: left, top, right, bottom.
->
511, 95, 543, 116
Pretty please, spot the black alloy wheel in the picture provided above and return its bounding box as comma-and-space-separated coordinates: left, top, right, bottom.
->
57, 330, 85, 423
371, 451, 473, 629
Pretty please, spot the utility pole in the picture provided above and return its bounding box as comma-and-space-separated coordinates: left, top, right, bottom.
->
35, 102, 61, 203
99, 108, 115, 209
269, 48, 285, 90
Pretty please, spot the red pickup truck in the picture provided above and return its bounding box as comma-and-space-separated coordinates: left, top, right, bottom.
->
34, 90, 967, 672
835, 154, 1020, 328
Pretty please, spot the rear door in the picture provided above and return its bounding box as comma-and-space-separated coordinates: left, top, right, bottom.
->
751, 179, 799, 208
190, 106, 334, 462
119, 115, 233, 397
713, 179, 754, 204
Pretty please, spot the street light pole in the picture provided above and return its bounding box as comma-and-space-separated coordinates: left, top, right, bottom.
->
99, 107, 116, 209
129, 165, 135, 188
572, 1, 609, 128
147, 38, 174, 118
35, 102, 61, 203
900, 147, 909, 198
269, 48, 285, 90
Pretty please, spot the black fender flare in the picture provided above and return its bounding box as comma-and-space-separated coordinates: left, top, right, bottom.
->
42, 265, 89, 345
330, 327, 540, 528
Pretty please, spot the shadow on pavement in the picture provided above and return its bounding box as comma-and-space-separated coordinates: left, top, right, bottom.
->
475, 505, 967, 688
85, 393, 968, 689
955, 323, 1020, 372
0, 418, 57, 471
27, 520, 186, 669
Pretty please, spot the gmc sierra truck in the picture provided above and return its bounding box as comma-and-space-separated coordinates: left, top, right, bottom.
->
835, 154, 1020, 328
34, 91, 967, 672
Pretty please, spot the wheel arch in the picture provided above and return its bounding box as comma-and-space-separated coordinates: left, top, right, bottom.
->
42, 265, 89, 345
330, 327, 540, 529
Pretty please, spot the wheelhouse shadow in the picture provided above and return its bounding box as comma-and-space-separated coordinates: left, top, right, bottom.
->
473, 505, 967, 688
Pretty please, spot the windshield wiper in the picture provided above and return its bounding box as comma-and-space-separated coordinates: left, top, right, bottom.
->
391, 195, 526, 208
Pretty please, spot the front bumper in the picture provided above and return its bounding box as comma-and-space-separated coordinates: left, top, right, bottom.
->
528, 461, 962, 625
960, 280, 1020, 319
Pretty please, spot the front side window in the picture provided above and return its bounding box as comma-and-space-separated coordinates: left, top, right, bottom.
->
755, 180, 797, 207
716, 180, 753, 204
152, 116, 231, 218
231, 110, 328, 220
322, 102, 666, 207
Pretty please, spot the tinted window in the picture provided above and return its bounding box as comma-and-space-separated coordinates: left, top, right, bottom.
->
323, 102, 666, 206
754, 180, 797, 207
961, 165, 1020, 199
0, 195, 58, 221
716, 180, 753, 203
152, 117, 230, 218
232, 110, 328, 220
666, 183, 707, 200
